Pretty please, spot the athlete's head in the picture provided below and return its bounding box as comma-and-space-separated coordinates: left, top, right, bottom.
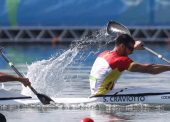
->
115, 34, 135, 47
115, 34, 135, 56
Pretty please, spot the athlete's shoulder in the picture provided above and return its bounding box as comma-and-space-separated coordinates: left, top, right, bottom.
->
98, 50, 110, 57
121, 56, 132, 60
117, 56, 133, 64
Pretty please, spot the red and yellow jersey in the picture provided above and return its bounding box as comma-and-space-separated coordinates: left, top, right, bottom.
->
89, 51, 134, 95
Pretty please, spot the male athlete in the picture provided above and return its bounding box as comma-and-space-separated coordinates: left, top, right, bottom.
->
0, 47, 31, 87
89, 34, 170, 96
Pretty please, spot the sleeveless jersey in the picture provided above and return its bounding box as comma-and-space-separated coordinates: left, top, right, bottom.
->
89, 51, 134, 95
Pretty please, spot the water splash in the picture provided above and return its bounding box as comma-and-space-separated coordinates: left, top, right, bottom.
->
22, 27, 113, 97
0, 103, 168, 111
22, 48, 79, 97
1, 83, 11, 91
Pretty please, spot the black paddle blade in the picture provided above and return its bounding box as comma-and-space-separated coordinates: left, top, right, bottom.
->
107, 21, 131, 37
36, 93, 55, 105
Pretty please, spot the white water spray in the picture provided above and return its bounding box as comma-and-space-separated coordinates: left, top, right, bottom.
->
22, 28, 114, 98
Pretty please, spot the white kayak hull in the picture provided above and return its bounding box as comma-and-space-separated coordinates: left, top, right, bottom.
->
1, 87, 170, 105
53, 95, 170, 104
1, 95, 170, 105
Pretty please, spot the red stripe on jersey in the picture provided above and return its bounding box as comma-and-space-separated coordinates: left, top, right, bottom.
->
98, 51, 133, 72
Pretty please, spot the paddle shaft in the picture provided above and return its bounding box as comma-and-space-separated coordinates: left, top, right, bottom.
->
0, 51, 38, 95
143, 46, 170, 64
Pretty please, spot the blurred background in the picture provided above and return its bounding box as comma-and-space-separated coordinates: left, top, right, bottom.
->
0, 0, 170, 43
1, 1, 170, 122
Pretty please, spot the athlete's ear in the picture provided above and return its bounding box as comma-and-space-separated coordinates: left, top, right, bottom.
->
120, 43, 125, 49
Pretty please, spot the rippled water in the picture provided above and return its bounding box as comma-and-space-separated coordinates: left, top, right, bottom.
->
1, 31, 170, 121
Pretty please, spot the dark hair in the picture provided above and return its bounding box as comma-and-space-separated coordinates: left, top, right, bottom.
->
115, 34, 135, 47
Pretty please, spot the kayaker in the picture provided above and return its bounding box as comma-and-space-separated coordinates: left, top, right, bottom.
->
0, 47, 31, 87
89, 34, 170, 97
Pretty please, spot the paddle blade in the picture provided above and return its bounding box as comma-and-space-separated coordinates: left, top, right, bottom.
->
107, 21, 131, 37
36, 93, 55, 105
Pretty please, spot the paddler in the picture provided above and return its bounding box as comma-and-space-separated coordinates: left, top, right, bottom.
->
89, 34, 170, 97
0, 47, 31, 87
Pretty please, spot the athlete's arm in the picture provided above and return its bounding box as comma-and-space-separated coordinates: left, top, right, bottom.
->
0, 72, 31, 87
129, 63, 170, 74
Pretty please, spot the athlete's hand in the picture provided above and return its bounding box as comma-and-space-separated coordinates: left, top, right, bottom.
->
19, 77, 31, 87
0, 47, 4, 51
134, 41, 145, 50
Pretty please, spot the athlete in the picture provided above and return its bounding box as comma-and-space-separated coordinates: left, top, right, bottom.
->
0, 47, 31, 87
89, 34, 170, 97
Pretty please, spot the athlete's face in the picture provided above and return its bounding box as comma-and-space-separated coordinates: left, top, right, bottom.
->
122, 42, 135, 56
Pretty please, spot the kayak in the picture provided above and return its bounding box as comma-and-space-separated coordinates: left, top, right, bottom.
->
1, 87, 170, 105
0, 89, 40, 105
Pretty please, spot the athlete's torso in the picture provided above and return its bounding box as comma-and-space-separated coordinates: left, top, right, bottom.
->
89, 50, 134, 95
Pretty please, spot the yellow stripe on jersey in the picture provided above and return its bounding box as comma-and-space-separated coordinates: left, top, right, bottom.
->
95, 68, 122, 95
102, 52, 109, 58
127, 62, 134, 71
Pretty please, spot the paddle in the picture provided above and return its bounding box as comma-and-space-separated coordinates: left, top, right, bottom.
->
0, 50, 55, 105
143, 46, 170, 64
107, 21, 170, 64
107, 21, 131, 36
